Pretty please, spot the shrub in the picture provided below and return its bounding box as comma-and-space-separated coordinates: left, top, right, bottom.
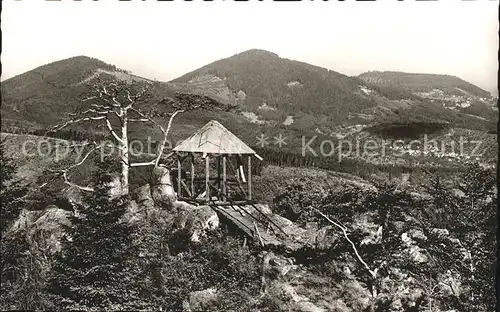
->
135, 223, 263, 311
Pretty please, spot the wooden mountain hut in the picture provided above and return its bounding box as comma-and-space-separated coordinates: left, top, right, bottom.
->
172, 120, 262, 205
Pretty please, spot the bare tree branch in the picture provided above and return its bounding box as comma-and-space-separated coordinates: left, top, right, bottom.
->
129, 108, 166, 132
155, 109, 183, 167
50, 116, 106, 132
314, 209, 378, 280
126, 107, 184, 168
129, 161, 156, 167
125, 90, 134, 104
68, 108, 109, 117
90, 104, 109, 110
48, 143, 102, 192
105, 119, 123, 144
82, 96, 98, 102
111, 97, 122, 107
61, 172, 94, 192
128, 118, 150, 122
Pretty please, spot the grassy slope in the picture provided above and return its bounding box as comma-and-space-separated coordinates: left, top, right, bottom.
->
0, 133, 93, 184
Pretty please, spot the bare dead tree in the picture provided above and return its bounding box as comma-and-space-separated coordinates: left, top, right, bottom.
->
49, 79, 223, 195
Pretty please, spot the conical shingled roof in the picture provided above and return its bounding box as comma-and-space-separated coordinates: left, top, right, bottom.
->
173, 120, 257, 155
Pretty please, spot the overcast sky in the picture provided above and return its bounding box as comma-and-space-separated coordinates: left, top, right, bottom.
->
2, 0, 498, 95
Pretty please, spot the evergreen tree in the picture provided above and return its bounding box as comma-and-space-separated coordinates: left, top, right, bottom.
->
422, 163, 496, 311
452, 164, 496, 311
49, 159, 146, 310
1, 139, 46, 310
423, 175, 456, 229
0, 138, 28, 232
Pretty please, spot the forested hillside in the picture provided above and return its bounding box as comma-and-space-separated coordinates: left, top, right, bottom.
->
173, 49, 380, 117
358, 71, 491, 97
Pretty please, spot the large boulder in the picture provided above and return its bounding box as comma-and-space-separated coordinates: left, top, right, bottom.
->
431, 228, 450, 238
262, 251, 297, 281
351, 213, 383, 246
171, 202, 219, 242
265, 281, 326, 312
121, 200, 142, 225
150, 166, 177, 209
182, 287, 218, 312
104, 174, 124, 199
132, 184, 155, 214
8, 206, 72, 254
407, 228, 427, 241
401, 232, 428, 263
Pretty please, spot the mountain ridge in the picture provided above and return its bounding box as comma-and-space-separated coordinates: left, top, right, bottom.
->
3, 53, 493, 97
1, 51, 496, 136
358, 70, 492, 98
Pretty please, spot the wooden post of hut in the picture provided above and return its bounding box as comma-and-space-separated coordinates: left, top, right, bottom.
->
190, 153, 195, 196
205, 155, 210, 203
248, 155, 252, 200
177, 156, 182, 197
222, 155, 227, 202
217, 156, 221, 195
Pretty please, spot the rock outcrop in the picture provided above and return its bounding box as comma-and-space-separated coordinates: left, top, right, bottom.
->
401, 232, 429, 263
150, 165, 177, 209
267, 282, 326, 312
182, 287, 218, 312
172, 202, 219, 242
121, 200, 141, 225
106, 174, 124, 199
132, 184, 155, 214
8, 206, 72, 254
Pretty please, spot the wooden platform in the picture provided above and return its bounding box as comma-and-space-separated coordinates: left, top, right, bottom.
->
211, 205, 283, 248
178, 198, 258, 206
